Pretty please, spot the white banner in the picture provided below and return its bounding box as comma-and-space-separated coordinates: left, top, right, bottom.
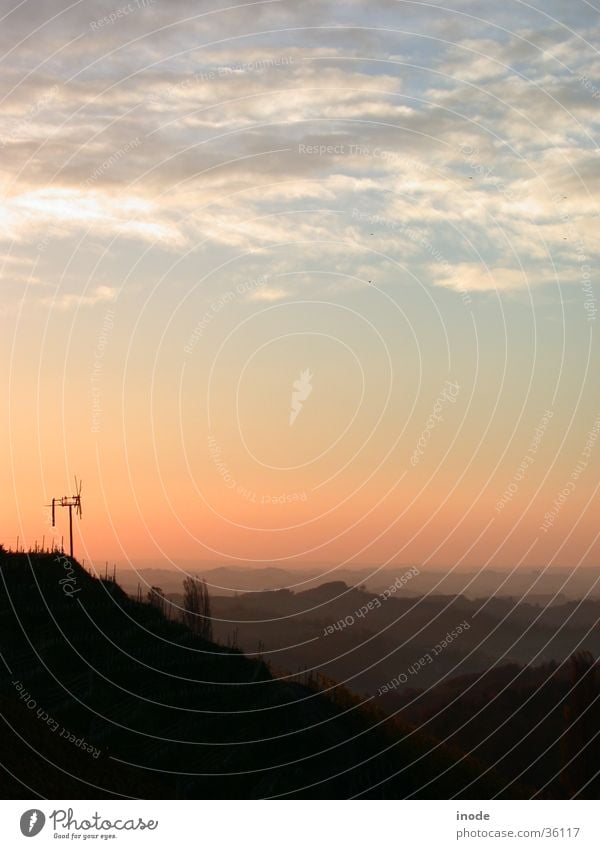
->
0, 800, 597, 848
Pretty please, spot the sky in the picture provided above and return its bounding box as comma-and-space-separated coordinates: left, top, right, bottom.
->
1, 0, 599, 576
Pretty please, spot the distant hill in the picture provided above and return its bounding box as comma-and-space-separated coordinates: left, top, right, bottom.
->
0, 551, 519, 799
206, 582, 600, 700
116, 563, 600, 600
117, 565, 362, 595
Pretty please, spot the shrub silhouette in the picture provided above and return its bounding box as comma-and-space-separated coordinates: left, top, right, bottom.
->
182, 576, 213, 641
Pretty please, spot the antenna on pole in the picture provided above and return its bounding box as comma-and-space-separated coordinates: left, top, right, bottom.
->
47, 477, 83, 560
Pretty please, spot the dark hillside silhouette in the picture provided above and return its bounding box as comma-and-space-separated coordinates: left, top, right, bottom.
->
380, 659, 600, 798
0, 551, 517, 799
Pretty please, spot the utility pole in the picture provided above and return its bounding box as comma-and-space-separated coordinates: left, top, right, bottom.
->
48, 477, 83, 559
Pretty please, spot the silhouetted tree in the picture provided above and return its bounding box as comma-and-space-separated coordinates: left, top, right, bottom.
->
182, 577, 213, 640
560, 651, 600, 797
147, 585, 166, 617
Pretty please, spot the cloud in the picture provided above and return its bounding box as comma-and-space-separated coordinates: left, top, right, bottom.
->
0, 0, 596, 311
433, 263, 528, 292
247, 285, 288, 301
41, 284, 117, 310
1, 188, 186, 247
432, 262, 589, 293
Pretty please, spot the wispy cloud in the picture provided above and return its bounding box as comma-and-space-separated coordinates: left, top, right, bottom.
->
41, 285, 117, 311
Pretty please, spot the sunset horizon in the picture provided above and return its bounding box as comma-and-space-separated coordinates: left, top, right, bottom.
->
2, 2, 598, 577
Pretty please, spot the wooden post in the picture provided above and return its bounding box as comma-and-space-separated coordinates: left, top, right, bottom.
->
68, 503, 74, 559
